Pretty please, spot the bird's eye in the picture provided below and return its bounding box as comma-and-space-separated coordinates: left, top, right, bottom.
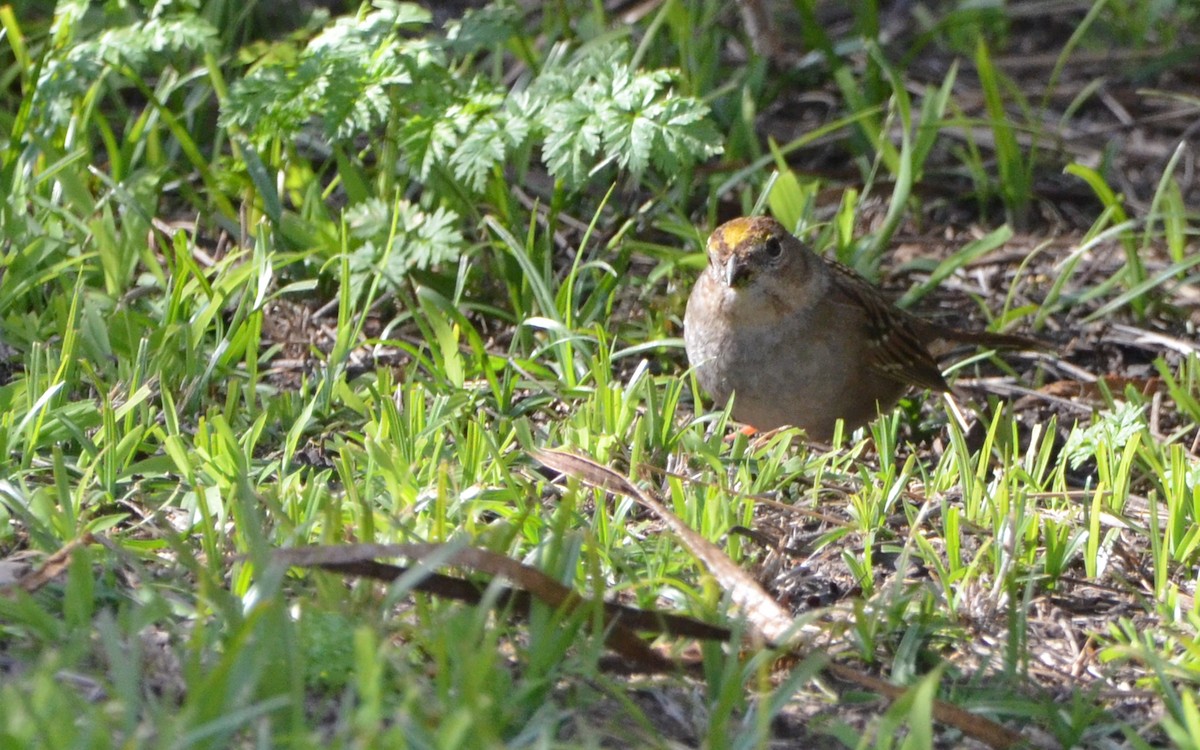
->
764, 238, 784, 259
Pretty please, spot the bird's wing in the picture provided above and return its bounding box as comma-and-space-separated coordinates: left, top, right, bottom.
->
824, 259, 951, 393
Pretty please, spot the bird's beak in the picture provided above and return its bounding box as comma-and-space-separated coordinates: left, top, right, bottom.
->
723, 257, 749, 287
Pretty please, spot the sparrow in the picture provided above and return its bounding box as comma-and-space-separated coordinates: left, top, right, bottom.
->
683, 216, 1040, 440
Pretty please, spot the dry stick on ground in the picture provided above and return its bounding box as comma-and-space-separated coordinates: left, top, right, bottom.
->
4, 533, 96, 594
532, 448, 1032, 750
272, 542, 673, 670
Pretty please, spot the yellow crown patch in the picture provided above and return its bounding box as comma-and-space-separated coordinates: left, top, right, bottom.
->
711, 217, 778, 252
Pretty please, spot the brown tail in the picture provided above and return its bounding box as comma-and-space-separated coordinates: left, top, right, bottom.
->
919, 322, 1046, 359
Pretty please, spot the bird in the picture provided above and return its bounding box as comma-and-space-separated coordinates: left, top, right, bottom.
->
683, 216, 1041, 440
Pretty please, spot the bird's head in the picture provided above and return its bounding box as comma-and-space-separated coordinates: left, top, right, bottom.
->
705, 216, 817, 302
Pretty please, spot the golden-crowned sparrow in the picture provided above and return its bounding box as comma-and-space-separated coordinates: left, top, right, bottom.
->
684, 216, 1039, 440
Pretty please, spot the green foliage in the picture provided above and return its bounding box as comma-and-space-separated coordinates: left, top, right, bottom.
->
974, 38, 1033, 227
1097, 0, 1200, 49
221, 2, 438, 141
223, 2, 721, 192
345, 198, 464, 292
28, 0, 218, 140
1062, 402, 1146, 470
217, 1, 720, 281
299, 608, 357, 691
912, 2, 1010, 55
525, 43, 723, 185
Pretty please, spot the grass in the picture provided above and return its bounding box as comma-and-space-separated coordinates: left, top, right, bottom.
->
2, 0, 1199, 747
